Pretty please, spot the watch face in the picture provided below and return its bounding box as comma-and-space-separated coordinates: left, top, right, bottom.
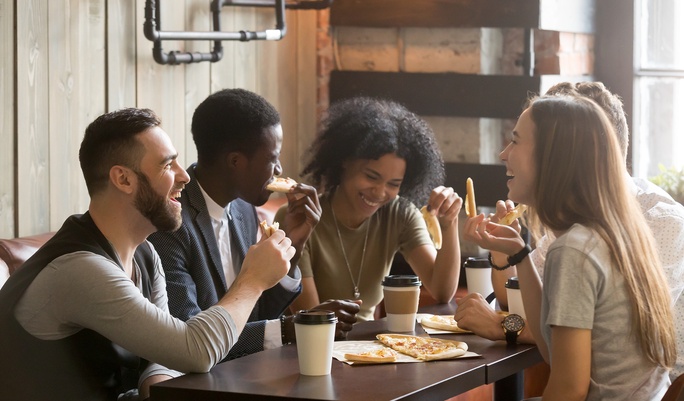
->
504, 314, 525, 332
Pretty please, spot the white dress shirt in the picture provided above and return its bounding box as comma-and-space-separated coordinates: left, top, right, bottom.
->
198, 185, 285, 348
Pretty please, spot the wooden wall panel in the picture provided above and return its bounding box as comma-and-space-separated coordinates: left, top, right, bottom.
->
107, 0, 137, 110
135, 0, 188, 166
17, 0, 50, 236
258, 9, 299, 178
5, 0, 318, 236
48, 0, 105, 229
210, 4, 237, 92
234, 7, 258, 91
183, 0, 212, 165
0, 0, 15, 237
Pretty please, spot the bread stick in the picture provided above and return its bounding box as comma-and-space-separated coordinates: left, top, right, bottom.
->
465, 178, 477, 218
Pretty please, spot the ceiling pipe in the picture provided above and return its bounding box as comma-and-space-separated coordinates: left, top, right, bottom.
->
144, 0, 331, 65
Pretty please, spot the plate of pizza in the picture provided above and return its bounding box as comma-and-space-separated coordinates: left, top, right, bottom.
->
376, 333, 469, 361
333, 338, 478, 365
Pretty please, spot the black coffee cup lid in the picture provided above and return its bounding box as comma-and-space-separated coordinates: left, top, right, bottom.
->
293, 310, 338, 325
382, 275, 421, 287
505, 276, 520, 289
464, 257, 491, 269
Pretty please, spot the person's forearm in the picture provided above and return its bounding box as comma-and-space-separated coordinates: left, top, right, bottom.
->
515, 256, 548, 361
217, 277, 265, 330
491, 258, 518, 310
428, 225, 460, 302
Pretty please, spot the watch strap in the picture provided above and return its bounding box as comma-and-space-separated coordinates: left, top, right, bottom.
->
507, 244, 532, 267
504, 327, 519, 345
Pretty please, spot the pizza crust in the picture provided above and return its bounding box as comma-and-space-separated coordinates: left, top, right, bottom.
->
465, 177, 477, 218
344, 348, 398, 363
259, 220, 280, 238
420, 315, 471, 334
376, 333, 468, 361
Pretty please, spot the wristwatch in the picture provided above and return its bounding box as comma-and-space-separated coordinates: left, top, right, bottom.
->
501, 314, 525, 345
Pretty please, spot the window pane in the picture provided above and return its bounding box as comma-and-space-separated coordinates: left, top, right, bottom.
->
639, 0, 684, 69
633, 77, 684, 178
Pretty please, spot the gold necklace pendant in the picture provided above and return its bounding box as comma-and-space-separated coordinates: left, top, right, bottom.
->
330, 194, 370, 301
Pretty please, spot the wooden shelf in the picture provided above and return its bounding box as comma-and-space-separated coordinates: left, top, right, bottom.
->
330, 71, 590, 119
330, 0, 595, 33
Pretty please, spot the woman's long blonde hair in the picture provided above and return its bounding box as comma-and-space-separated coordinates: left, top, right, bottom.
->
528, 95, 675, 367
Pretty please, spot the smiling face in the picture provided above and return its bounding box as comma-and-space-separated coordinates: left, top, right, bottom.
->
335, 153, 406, 225
133, 127, 189, 231
238, 124, 284, 206
500, 107, 537, 206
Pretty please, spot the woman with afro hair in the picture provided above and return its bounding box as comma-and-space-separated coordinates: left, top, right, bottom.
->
277, 97, 463, 321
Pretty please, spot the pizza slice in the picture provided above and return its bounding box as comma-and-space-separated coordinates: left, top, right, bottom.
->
376, 334, 468, 361
266, 177, 297, 193
344, 347, 398, 363
498, 204, 528, 226
420, 206, 442, 250
420, 315, 471, 334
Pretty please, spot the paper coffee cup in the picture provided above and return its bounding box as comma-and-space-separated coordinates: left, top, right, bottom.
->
294, 310, 337, 376
464, 257, 495, 306
382, 275, 421, 332
505, 277, 526, 319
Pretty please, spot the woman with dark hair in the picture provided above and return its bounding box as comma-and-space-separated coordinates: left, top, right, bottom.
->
279, 97, 463, 321
464, 94, 675, 400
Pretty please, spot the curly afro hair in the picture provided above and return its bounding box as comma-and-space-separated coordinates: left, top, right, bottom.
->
302, 97, 444, 205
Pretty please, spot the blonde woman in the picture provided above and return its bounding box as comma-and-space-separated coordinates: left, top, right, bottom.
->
464, 95, 675, 400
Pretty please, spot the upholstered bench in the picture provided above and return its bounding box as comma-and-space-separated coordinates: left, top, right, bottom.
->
0, 232, 55, 288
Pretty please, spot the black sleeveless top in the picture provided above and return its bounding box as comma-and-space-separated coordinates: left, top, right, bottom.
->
0, 212, 157, 401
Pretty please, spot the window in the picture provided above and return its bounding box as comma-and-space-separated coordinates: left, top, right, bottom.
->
633, 0, 684, 178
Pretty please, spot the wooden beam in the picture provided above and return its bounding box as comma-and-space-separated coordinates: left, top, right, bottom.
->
330, 0, 595, 33
444, 163, 508, 209
331, 0, 539, 28
330, 71, 539, 119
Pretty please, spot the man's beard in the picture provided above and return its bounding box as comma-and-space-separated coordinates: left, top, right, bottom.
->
133, 171, 182, 232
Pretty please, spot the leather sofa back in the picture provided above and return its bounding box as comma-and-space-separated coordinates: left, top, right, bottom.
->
0, 233, 54, 288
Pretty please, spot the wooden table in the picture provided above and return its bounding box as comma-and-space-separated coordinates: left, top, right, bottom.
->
151, 302, 541, 401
